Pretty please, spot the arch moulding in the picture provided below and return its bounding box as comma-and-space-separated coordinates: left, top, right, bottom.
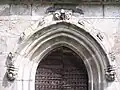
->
11, 14, 115, 90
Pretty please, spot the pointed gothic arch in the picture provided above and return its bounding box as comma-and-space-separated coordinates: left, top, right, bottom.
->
14, 21, 112, 90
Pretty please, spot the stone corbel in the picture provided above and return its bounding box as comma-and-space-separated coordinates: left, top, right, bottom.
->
6, 52, 18, 81
105, 65, 116, 82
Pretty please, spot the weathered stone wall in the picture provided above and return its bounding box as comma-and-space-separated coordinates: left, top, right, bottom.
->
0, 1, 120, 90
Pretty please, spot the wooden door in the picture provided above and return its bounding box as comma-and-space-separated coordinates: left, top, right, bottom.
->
35, 46, 88, 90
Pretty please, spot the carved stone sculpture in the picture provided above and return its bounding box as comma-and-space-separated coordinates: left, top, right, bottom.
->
18, 32, 25, 44
53, 9, 72, 20
105, 65, 116, 82
6, 52, 17, 81
6, 63, 17, 81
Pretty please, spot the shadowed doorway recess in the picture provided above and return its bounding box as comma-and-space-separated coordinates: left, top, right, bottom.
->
35, 46, 88, 90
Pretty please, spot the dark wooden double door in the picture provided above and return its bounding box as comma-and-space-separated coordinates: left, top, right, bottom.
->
35, 47, 88, 90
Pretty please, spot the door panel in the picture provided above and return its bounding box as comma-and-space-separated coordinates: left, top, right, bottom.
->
35, 47, 88, 90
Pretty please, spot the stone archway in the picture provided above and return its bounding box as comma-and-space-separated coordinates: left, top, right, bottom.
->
14, 22, 111, 90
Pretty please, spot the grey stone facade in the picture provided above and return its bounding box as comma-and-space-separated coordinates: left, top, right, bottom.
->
0, 0, 120, 90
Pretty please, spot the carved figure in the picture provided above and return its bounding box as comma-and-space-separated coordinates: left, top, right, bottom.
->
6, 52, 17, 81
105, 65, 116, 82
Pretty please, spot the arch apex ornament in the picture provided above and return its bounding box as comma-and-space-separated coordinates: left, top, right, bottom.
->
53, 9, 72, 20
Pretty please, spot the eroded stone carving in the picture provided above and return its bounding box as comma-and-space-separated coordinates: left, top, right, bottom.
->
78, 20, 85, 26
53, 9, 72, 20
6, 63, 17, 81
46, 7, 83, 20
6, 52, 17, 81
18, 32, 25, 44
97, 32, 104, 41
6, 52, 14, 65
109, 52, 116, 61
105, 65, 116, 82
